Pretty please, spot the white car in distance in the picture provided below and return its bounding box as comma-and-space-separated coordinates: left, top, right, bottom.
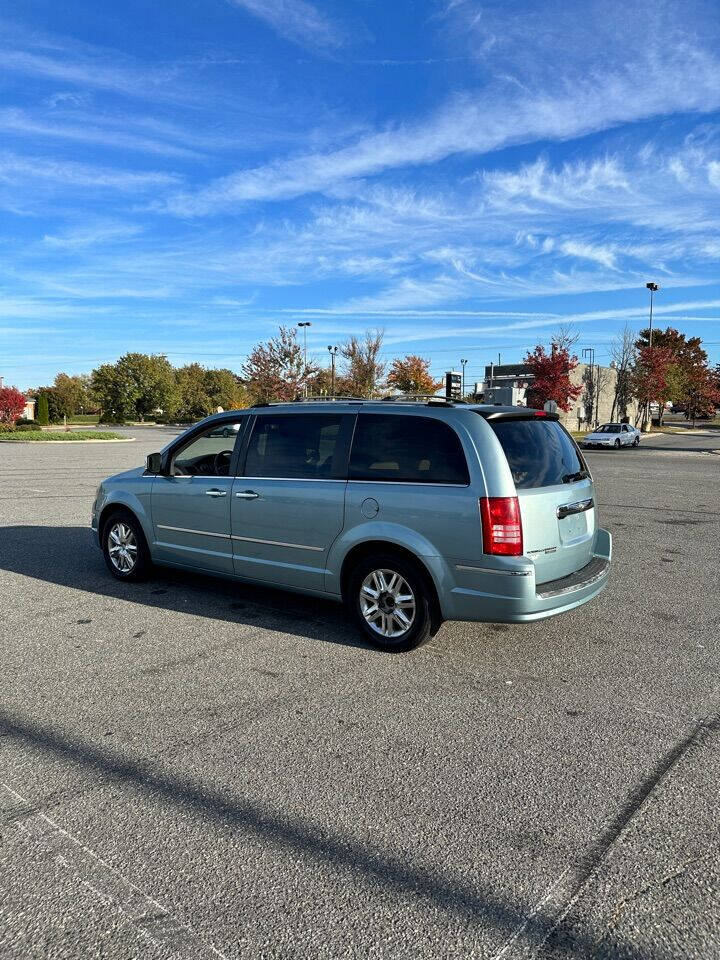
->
581, 422, 640, 449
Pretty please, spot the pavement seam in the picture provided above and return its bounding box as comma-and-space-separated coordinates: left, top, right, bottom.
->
1, 782, 229, 960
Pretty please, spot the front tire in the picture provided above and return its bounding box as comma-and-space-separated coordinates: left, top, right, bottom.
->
102, 511, 150, 581
348, 554, 435, 652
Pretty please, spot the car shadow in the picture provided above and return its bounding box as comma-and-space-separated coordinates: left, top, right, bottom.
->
1, 524, 368, 651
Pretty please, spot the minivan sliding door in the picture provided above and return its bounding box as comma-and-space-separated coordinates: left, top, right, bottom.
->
231, 413, 354, 592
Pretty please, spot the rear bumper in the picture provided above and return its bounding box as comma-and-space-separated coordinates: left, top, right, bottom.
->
440, 527, 612, 623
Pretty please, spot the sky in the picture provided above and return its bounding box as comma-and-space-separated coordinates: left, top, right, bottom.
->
2, 0, 720, 391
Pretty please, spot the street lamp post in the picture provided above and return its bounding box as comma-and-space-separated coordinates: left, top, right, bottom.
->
646, 282, 659, 348
460, 358, 468, 399
582, 347, 596, 427
644, 282, 660, 431
327, 345, 338, 396
298, 321, 311, 396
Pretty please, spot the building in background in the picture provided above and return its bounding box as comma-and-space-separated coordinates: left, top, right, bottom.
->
475, 363, 639, 430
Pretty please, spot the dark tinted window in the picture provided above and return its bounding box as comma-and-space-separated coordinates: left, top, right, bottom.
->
350, 414, 469, 484
598, 424, 621, 433
244, 414, 342, 479
487, 418, 586, 488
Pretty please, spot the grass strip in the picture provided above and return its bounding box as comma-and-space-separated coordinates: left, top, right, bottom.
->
0, 430, 125, 441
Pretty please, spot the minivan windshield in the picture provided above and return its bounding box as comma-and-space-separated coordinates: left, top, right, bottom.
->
485, 417, 588, 489
597, 424, 621, 433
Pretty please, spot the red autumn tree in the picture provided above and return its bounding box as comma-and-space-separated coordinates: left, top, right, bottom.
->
386, 355, 442, 395
0, 386, 26, 427
242, 326, 317, 403
682, 363, 720, 425
524, 343, 583, 412
632, 345, 675, 421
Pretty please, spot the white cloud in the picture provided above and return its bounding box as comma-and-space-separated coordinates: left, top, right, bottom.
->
559, 240, 618, 270
330, 275, 471, 313
0, 152, 180, 191
42, 222, 143, 248
165, 33, 720, 214
1, 48, 181, 100
228, 0, 346, 49
484, 157, 630, 212
0, 108, 201, 158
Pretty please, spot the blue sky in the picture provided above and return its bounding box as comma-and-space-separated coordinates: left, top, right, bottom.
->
2, 0, 720, 390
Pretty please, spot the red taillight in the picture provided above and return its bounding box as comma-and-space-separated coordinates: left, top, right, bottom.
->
479, 497, 523, 556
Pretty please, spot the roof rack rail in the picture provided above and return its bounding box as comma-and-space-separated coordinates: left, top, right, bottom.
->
381, 393, 468, 406
295, 395, 366, 403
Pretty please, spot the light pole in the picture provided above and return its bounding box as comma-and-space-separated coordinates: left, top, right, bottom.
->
644, 282, 660, 430
327, 345, 338, 397
582, 347, 596, 427
460, 358, 468, 399
646, 282, 659, 348
298, 321, 311, 396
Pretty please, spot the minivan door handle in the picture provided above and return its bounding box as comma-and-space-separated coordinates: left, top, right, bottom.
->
235, 490, 260, 500
205, 488, 227, 498
557, 498, 593, 519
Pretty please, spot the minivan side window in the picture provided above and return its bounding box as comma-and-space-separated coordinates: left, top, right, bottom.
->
349, 414, 469, 484
172, 421, 243, 476
244, 414, 344, 479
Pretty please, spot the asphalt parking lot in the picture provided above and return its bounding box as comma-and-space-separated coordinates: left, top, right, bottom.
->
1, 426, 719, 960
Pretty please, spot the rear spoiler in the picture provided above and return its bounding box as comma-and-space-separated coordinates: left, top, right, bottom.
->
476, 409, 560, 422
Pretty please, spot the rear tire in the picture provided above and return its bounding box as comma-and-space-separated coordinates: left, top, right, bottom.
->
102, 510, 151, 582
633, 436, 640, 446
348, 553, 435, 652
614, 438, 621, 448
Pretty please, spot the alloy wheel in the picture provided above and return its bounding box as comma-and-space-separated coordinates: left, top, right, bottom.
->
359, 568, 416, 638
107, 522, 138, 574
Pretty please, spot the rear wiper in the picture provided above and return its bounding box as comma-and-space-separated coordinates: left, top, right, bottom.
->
562, 470, 590, 483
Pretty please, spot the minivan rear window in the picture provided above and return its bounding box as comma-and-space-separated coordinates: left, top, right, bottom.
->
486, 418, 587, 489
350, 414, 469, 484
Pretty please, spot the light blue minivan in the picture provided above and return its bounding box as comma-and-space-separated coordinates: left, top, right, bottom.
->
92, 399, 612, 650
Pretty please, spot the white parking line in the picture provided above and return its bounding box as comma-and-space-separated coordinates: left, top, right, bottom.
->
2, 783, 229, 960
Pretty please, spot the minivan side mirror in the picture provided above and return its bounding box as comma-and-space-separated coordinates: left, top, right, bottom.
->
146, 452, 163, 474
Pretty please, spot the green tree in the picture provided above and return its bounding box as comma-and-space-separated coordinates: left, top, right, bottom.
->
91, 364, 137, 422
36, 393, 49, 425
118, 353, 177, 420
204, 367, 249, 411
34, 388, 63, 423
175, 363, 213, 421
53, 373, 92, 417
